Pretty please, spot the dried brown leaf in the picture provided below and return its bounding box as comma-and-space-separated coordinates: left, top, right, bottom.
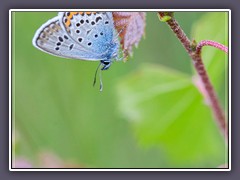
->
113, 12, 146, 60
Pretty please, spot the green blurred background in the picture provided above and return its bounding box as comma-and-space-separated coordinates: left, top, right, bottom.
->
12, 12, 228, 168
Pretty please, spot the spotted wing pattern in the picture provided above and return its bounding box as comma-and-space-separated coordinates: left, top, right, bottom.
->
32, 16, 103, 60
58, 12, 117, 56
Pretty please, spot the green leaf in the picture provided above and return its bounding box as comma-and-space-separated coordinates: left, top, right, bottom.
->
116, 12, 228, 167
117, 64, 226, 167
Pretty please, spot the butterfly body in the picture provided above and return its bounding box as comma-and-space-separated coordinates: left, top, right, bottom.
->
32, 12, 121, 70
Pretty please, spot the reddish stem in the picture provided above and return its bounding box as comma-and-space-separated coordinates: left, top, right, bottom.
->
196, 40, 228, 54
158, 12, 228, 141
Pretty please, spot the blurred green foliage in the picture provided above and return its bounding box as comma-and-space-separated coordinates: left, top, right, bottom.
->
12, 12, 228, 168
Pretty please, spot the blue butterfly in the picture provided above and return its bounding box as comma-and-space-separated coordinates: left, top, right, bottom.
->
32, 12, 121, 91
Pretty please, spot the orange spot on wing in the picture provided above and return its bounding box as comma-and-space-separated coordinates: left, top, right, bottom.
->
64, 12, 97, 27
65, 20, 71, 27
72, 12, 78, 15
85, 12, 97, 15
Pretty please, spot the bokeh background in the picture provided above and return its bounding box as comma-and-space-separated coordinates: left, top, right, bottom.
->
12, 11, 228, 168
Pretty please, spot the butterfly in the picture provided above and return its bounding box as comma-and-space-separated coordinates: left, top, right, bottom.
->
32, 12, 121, 91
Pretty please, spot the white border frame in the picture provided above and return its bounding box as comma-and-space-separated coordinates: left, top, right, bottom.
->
9, 9, 231, 171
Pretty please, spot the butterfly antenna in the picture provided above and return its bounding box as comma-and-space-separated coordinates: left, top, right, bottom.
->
93, 62, 101, 87
99, 70, 103, 92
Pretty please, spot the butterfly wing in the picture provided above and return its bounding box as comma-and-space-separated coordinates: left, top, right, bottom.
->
32, 16, 103, 61
58, 12, 117, 57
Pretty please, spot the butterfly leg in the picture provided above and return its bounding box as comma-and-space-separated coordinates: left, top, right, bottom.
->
100, 60, 112, 70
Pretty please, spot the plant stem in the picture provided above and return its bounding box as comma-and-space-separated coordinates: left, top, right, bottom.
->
196, 40, 228, 54
158, 12, 228, 141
